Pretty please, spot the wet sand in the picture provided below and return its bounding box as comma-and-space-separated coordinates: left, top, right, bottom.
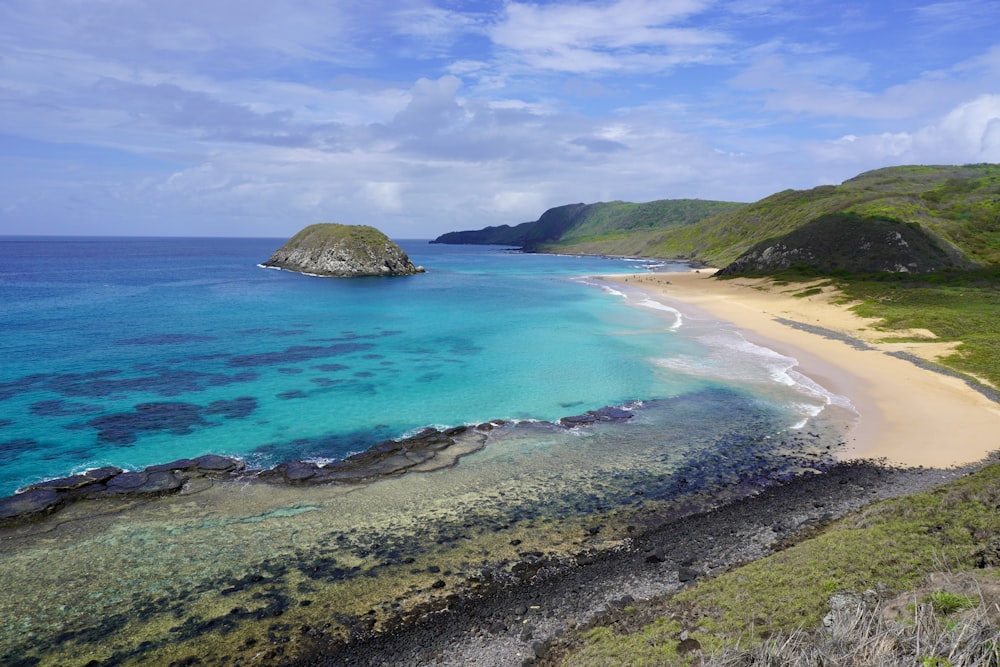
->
611, 270, 1000, 467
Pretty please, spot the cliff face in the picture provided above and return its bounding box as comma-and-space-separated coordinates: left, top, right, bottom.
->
263, 224, 425, 277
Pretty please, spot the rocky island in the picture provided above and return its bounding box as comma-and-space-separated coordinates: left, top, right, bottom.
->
263, 223, 425, 277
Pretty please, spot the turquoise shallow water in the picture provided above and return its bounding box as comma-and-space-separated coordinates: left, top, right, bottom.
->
0, 237, 845, 496
0, 237, 864, 666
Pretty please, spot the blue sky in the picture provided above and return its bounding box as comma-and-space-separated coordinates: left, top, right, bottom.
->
1, 0, 999, 238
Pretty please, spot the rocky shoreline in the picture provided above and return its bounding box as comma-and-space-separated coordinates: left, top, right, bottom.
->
0, 397, 972, 666
289, 458, 980, 667
0, 405, 637, 527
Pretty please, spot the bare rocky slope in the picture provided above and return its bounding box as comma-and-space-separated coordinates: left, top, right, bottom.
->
264, 223, 424, 277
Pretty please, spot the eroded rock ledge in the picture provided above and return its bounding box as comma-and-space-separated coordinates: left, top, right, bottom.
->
0, 404, 636, 527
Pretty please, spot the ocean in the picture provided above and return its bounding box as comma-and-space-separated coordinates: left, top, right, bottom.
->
0, 236, 861, 665
0, 236, 850, 497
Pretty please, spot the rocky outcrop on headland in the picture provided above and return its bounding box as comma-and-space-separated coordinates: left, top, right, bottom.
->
717, 212, 970, 276
263, 223, 425, 277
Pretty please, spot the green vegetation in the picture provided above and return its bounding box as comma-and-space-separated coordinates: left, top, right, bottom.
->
562, 464, 1000, 666
436, 164, 1000, 275
432, 199, 744, 251
925, 591, 979, 616
546, 199, 746, 250
281, 222, 392, 251
717, 212, 970, 275
837, 275, 1000, 387
645, 163, 1000, 267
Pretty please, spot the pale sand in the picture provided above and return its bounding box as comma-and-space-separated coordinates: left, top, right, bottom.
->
609, 270, 1000, 468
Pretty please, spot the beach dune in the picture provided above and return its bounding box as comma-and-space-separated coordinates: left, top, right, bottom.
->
610, 270, 1000, 468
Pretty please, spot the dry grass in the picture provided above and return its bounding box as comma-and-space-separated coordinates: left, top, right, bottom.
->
704, 595, 1000, 667
560, 464, 1000, 667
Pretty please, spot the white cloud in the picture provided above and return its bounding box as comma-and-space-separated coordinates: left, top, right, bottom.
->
2, 1, 1000, 239
729, 41, 1000, 124
911, 1, 1000, 32
815, 94, 1000, 165
912, 94, 1000, 161
491, 0, 725, 73
390, 5, 484, 44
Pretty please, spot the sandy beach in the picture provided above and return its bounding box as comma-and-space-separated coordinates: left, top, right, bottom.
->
611, 270, 1000, 468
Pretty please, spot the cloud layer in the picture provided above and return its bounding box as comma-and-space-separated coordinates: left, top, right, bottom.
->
1, 0, 999, 237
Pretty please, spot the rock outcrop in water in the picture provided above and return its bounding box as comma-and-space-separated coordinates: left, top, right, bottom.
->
263, 223, 425, 277
0, 403, 640, 526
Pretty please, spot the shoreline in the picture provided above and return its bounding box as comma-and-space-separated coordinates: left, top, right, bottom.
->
1, 406, 639, 527
296, 460, 976, 666
6, 264, 1000, 665
608, 270, 1000, 468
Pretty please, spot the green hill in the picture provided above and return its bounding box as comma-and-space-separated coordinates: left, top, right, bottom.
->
715, 212, 972, 276
435, 164, 1000, 274
432, 199, 745, 252
651, 163, 1000, 270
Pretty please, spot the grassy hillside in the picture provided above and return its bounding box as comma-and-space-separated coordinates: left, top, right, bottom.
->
645, 164, 1000, 267
432, 199, 744, 251
435, 164, 1000, 271
549, 199, 745, 246
556, 462, 1000, 666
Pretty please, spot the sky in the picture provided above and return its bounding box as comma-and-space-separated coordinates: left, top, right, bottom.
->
1, 1, 999, 239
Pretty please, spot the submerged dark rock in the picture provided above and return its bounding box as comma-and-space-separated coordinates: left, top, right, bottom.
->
0, 403, 636, 527
263, 223, 425, 277
559, 405, 635, 427
0, 425, 488, 526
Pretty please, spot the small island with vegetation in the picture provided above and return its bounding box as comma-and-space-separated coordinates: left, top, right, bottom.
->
263, 223, 425, 277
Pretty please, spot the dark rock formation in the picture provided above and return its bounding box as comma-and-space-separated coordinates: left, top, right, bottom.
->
0, 428, 489, 526
258, 425, 484, 485
263, 223, 425, 277
0, 488, 64, 524
432, 203, 588, 249
559, 405, 635, 427
0, 455, 247, 528
718, 213, 970, 276
0, 404, 636, 527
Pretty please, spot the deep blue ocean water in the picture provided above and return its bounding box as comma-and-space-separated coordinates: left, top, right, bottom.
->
0, 237, 846, 496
